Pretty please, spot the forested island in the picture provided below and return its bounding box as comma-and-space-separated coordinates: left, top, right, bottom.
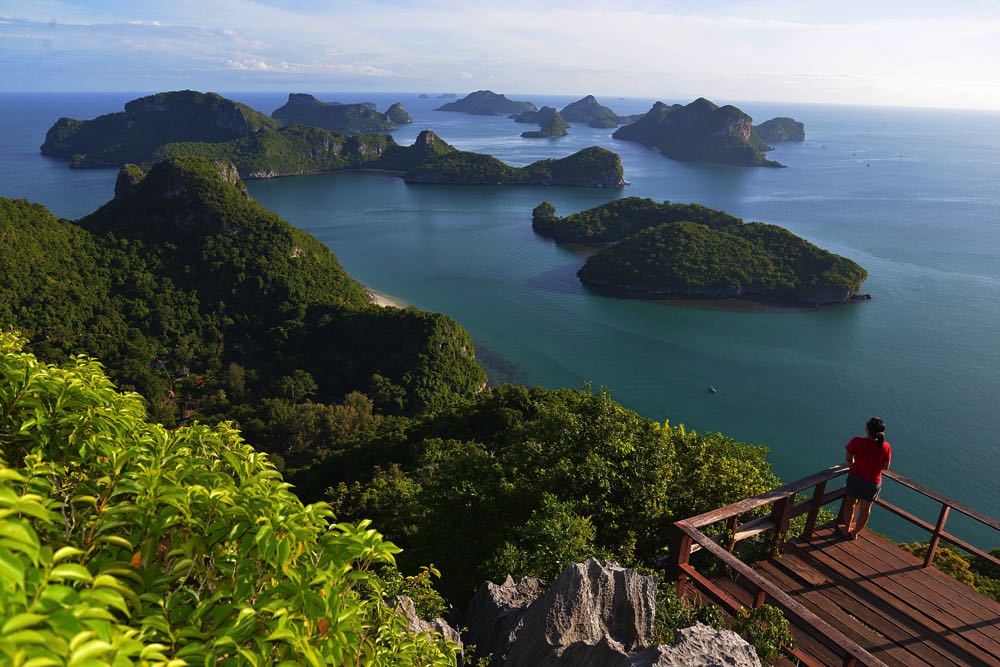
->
2, 157, 486, 431
39, 91, 623, 186
405, 145, 623, 186
559, 94, 642, 127
612, 98, 782, 167
513, 106, 570, 138
271, 93, 412, 133
533, 197, 869, 304
436, 89, 537, 115
753, 116, 806, 144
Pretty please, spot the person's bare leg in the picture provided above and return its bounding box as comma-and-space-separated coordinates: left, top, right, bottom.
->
839, 497, 858, 537
852, 500, 874, 538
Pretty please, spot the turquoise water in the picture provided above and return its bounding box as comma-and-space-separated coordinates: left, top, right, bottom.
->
1, 92, 998, 547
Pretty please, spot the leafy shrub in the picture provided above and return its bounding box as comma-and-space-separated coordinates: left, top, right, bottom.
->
0, 331, 458, 665
732, 604, 796, 665
651, 582, 724, 644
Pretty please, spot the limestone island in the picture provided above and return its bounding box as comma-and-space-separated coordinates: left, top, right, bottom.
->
612, 98, 782, 167
532, 197, 869, 305
513, 107, 570, 138
271, 93, 412, 133
753, 117, 806, 144
405, 145, 623, 187
559, 95, 642, 128
40, 91, 624, 187
436, 90, 537, 115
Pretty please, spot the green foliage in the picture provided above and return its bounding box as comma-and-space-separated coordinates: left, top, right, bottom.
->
0, 332, 458, 666
613, 98, 781, 167
307, 385, 777, 602
532, 196, 742, 243
732, 605, 796, 665
487, 494, 604, 581
365, 565, 448, 620
651, 582, 724, 644
1, 157, 486, 436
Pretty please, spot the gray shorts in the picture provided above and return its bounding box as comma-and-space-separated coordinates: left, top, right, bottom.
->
846, 474, 881, 502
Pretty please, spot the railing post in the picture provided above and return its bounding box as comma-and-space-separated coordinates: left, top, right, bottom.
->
666, 523, 693, 598
726, 514, 739, 552
770, 493, 796, 554
923, 504, 951, 568
801, 480, 827, 541
753, 588, 766, 609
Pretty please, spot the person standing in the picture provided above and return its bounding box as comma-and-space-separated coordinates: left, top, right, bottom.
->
839, 417, 892, 540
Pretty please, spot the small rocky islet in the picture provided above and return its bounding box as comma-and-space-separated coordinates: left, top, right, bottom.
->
435, 89, 537, 115
271, 93, 412, 133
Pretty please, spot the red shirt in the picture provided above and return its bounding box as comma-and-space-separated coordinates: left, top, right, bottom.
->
846, 436, 892, 484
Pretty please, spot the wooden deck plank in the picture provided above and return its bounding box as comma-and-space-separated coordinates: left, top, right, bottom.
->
762, 553, 963, 666
808, 527, 1000, 651
756, 560, 925, 667
841, 526, 1000, 625
789, 527, 1000, 666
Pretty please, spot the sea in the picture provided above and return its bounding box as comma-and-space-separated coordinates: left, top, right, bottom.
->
1, 91, 997, 548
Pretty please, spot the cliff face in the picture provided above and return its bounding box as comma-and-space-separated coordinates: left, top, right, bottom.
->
271, 93, 402, 133
436, 90, 537, 115
613, 98, 781, 167
40, 90, 276, 166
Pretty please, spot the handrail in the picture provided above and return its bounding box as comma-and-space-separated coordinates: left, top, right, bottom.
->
666, 464, 1000, 666
882, 470, 1000, 531
685, 465, 849, 528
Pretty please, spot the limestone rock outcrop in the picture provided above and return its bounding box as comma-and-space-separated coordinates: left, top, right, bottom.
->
394, 595, 463, 652
463, 560, 763, 667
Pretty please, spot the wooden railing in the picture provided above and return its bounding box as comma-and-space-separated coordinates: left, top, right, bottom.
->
876, 470, 1000, 569
664, 464, 1000, 667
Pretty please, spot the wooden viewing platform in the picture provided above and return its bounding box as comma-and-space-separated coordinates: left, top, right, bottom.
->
665, 465, 1000, 666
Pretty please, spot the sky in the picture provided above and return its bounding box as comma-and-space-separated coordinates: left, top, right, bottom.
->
2, 0, 1000, 109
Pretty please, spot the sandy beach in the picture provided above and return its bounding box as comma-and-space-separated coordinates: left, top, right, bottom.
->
365, 287, 408, 308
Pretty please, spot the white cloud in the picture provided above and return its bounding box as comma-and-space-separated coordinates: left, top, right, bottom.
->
460, 71, 472, 80
222, 55, 393, 76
